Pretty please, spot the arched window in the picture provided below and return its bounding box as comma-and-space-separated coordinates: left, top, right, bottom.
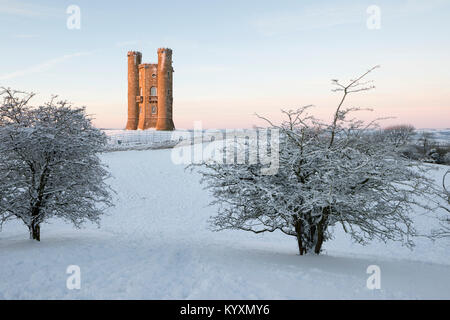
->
150, 87, 157, 96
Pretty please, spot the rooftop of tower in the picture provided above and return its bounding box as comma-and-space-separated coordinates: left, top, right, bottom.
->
138, 63, 157, 68
127, 51, 142, 56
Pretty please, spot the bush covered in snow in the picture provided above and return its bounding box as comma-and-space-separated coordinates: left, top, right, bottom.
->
193, 67, 448, 255
0, 88, 113, 241
380, 124, 416, 148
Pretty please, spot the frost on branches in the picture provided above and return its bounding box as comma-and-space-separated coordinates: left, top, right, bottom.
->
0, 88, 113, 241
193, 66, 446, 255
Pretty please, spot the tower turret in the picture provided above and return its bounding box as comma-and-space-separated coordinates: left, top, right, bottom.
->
156, 48, 175, 131
126, 51, 142, 130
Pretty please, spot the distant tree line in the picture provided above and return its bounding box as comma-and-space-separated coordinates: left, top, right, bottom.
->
382, 124, 450, 165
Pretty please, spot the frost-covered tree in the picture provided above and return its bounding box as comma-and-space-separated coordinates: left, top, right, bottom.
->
418, 131, 436, 158
381, 124, 415, 148
0, 88, 113, 241
193, 66, 446, 255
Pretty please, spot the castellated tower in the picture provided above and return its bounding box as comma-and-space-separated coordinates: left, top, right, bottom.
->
126, 48, 175, 131
126, 51, 141, 130
156, 48, 175, 131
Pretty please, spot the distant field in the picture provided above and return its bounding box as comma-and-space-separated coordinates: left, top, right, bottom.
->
414, 129, 450, 144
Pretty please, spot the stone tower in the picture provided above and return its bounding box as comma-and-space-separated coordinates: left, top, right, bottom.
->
126, 48, 175, 130
126, 51, 141, 130
156, 48, 175, 131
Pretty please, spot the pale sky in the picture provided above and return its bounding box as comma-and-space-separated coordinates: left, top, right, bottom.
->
1, 0, 449, 129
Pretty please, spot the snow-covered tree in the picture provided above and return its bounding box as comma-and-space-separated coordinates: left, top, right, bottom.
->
418, 131, 436, 159
193, 67, 446, 255
0, 88, 113, 241
380, 124, 415, 148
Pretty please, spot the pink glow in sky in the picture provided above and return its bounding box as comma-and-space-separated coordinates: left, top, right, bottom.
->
1, 0, 449, 129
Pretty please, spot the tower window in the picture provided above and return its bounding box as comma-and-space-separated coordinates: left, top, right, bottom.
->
152, 106, 157, 114
152, 74, 156, 78
150, 87, 157, 96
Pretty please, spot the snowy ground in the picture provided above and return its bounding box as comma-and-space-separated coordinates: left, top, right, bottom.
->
414, 129, 450, 145
0, 149, 449, 299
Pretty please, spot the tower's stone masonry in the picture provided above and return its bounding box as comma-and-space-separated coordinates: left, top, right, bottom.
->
126, 51, 141, 130
126, 48, 175, 130
137, 63, 158, 129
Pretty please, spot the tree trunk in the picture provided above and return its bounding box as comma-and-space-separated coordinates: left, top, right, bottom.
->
314, 224, 324, 254
296, 233, 306, 255
314, 209, 329, 254
294, 217, 306, 255
294, 211, 328, 255
29, 224, 40, 241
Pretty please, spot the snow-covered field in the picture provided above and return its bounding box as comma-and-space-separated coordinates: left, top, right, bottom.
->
415, 129, 450, 145
103, 129, 450, 147
103, 129, 222, 151
0, 148, 449, 299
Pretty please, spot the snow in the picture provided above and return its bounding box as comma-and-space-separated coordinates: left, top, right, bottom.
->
414, 129, 450, 145
0, 149, 449, 299
103, 129, 450, 152
103, 129, 209, 150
